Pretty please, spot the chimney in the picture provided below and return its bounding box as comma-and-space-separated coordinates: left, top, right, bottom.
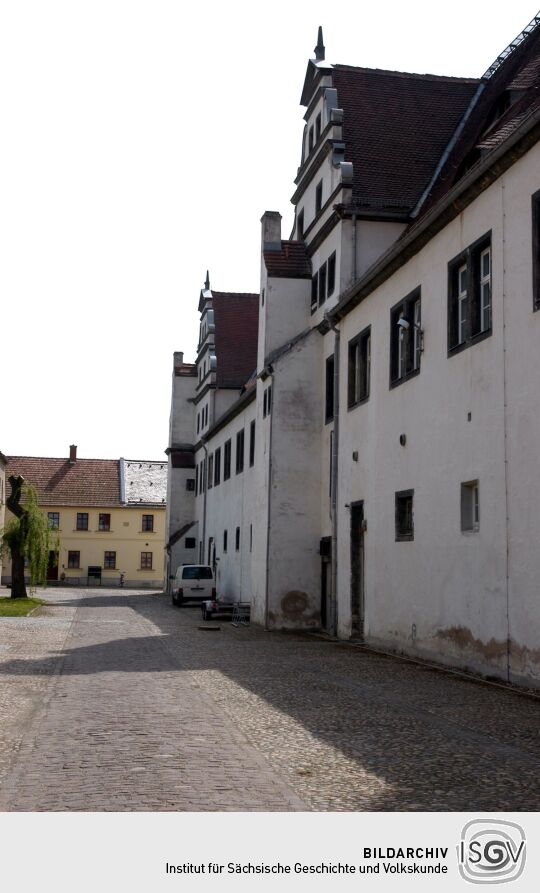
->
261, 211, 282, 252
69, 444, 77, 464
174, 351, 184, 365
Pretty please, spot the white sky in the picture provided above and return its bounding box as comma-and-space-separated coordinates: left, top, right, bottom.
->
1, 1, 538, 461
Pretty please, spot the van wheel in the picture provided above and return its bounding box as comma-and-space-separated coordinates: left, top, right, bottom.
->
171, 593, 178, 606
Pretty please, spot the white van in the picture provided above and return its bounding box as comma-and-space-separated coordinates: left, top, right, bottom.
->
172, 565, 216, 606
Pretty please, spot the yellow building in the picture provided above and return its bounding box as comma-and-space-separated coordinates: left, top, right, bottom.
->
1, 447, 166, 589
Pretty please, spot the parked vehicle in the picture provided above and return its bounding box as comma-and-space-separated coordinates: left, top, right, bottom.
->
171, 565, 216, 606
200, 595, 234, 621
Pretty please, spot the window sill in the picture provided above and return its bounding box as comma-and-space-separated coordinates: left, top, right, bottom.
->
448, 327, 492, 357
347, 395, 370, 412
390, 366, 420, 390
395, 534, 414, 542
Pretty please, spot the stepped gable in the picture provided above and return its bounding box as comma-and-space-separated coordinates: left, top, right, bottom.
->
212, 291, 259, 388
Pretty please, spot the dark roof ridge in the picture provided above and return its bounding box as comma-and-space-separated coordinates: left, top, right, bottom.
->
210, 290, 259, 299
333, 63, 479, 84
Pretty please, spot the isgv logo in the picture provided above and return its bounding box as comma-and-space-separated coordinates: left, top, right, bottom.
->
458, 819, 526, 884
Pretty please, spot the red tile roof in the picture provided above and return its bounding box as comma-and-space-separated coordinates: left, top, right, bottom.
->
264, 241, 312, 278
331, 66, 479, 214
212, 292, 259, 388
5, 456, 121, 507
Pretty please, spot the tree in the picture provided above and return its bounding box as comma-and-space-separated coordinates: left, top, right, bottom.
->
1, 475, 56, 598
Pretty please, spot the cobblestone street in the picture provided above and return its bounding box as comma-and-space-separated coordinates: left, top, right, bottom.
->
0, 587, 538, 811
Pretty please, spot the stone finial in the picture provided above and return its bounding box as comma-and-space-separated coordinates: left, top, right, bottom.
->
204, 270, 210, 291
315, 26, 325, 61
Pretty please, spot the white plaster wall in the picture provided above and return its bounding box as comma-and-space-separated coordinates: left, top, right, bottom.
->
261, 276, 311, 361
337, 173, 516, 680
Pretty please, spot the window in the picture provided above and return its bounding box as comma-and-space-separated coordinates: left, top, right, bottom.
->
315, 112, 322, 141
205, 405, 208, 426
448, 233, 492, 352
395, 490, 414, 541
67, 550, 80, 569
261, 288, 265, 307
104, 551, 116, 569
315, 181, 323, 215
195, 465, 199, 497
348, 327, 371, 408
76, 512, 88, 531
250, 524, 253, 552
267, 385, 272, 415
185, 537, 196, 549
197, 413, 200, 434
235, 527, 240, 551
47, 512, 60, 530
249, 420, 256, 466
236, 429, 245, 474
311, 274, 318, 313
308, 125, 314, 153
325, 355, 334, 422
318, 261, 327, 306
533, 190, 540, 309
327, 252, 336, 297
390, 288, 422, 386
461, 481, 480, 532
223, 529, 228, 553
214, 447, 221, 486
142, 514, 154, 532
186, 478, 195, 492
98, 513, 110, 532
140, 552, 153, 569
201, 457, 207, 492
208, 454, 214, 489
224, 439, 231, 480
297, 209, 304, 240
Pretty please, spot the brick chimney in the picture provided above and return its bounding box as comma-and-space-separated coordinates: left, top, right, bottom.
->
261, 211, 282, 252
69, 444, 77, 464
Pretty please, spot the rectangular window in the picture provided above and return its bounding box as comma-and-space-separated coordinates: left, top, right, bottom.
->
318, 262, 327, 306
185, 537, 196, 549
315, 112, 322, 141
308, 125, 314, 153
47, 512, 60, 530
311, 274, 318, 312
186, 478, 195, 491
395, 490, 414, 541
104, 551, 116, 569
298, 209, 304, 240
315, 180, 323, 215
223, 529, 228, 553
99, 513, 111, 531
67, 550, 80, 569
533, 189, 540, 309
348, 327, 371, 408
76, 512, 89, 531
327, 252, 336, 297
249, 420, 256, 466
390, 288, 422, 386
224, 440, 231, 480
250, 524, 253, 552
214, 447, 221, 486
236, 429, 245, 474
197, 413, 200, 434
448, 233, 492, 352
461, 480, 480, 532
140, 552, 153, 569
235, 527, 240, 551
208, 454, 214, 489
325, 355, 334, 423
195, 465, 199, 497
142, 514, 154, 532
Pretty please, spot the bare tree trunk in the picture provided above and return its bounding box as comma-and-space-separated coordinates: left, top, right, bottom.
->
10, 547, 27, 599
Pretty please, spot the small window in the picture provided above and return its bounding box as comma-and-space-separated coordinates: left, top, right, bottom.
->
142, 514, 154, 532
48, 512, 60, 530
223, 529, 228, 553
261, 288, 265, 307
140, 552, 153, 570
186, 479, 195, 492
76, 512, 89, 531
325, 355, 334, 423
236, 429, 245, 474
249, 420, 256, 467
311, 274, 318, 313
197, 413, 200, 434
448, 233, 492, 352
297, 209, 304, 240
315, 112, 322, 141
104, 551, 116, 569
185, 537, 196, 549
390, 288, 422, 386
461, 481, 480, 532
214, 447, 221, 486
395, 490, 414, 541
235, 527, 240, 551
208, 454, 214, 489
67, 550, 80, 569
308, 125, 314, 153
195, 466, 199, 497
224, 440, 231, 480
533, 190, 540, 309
348, 327, 371, 408
205, 405, 209, 426
267, 385, 272, 416
318, 262, 327, 307
315, 181, 323, 215
250, 524, 253, 552
327, 252, 336, 297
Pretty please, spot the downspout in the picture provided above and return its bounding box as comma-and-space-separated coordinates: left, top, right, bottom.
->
201, 438, 208, 564
501, 181, 511, 682
325, 314, 340, 637
264, 368, 274, 630
351, 213, 357, 282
